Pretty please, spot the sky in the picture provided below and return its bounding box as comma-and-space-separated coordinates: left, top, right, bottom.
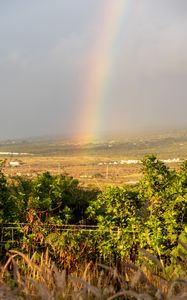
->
0, 0, 187, 140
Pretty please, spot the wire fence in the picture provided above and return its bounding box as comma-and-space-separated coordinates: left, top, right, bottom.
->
0, 223, 121, 243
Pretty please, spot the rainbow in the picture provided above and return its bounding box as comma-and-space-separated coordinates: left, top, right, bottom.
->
76, 0, 131, 142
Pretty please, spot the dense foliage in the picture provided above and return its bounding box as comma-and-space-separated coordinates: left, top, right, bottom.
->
0, 170, 98, 224
1, 155, 187, 268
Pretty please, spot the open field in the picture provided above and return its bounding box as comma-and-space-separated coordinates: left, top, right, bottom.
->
1, 130, 187, 187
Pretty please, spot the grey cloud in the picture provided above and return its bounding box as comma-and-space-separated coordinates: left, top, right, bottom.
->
0, 0, 187, 139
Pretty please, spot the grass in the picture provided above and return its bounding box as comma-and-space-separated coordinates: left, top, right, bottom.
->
1, 242, 187, 299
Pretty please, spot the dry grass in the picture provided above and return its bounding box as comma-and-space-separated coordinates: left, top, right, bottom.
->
1, 154, 142, 188
1, 245, 187, 300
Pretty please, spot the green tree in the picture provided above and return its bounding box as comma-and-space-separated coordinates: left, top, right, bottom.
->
138, 155, 187, 258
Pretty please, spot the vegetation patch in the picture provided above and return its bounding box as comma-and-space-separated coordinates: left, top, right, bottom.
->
0, 155, 187, 298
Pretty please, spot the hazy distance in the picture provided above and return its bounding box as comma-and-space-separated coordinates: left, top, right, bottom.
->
0, 0, 187, 140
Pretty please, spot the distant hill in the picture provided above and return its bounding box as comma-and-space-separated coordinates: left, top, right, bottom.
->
0, 129, 187, 158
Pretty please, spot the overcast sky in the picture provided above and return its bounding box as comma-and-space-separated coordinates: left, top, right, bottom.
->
0, 0, 187, 140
